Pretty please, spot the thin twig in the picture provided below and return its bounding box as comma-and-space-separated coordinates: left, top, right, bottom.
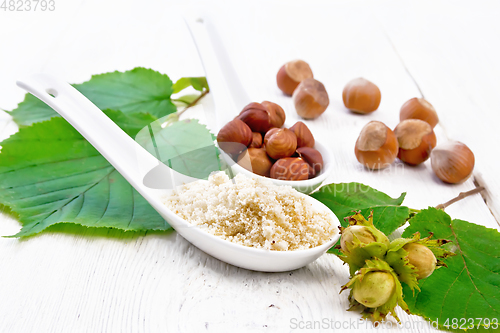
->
435, 186, 485, 210
177, 89, 210, 118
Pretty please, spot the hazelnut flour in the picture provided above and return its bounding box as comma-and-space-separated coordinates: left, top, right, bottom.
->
163, 172, 336, 251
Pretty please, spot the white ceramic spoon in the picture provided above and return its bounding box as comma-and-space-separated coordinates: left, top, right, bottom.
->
184, 15, 333, 194
16, 74, 340, 272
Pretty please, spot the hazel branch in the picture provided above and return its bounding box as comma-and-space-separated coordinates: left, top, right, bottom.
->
435, 186, 485, 210
177, 89, 210, 118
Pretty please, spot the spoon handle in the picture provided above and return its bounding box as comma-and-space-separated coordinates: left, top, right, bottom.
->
16, 74, 164, 198
185, 15, 250, 129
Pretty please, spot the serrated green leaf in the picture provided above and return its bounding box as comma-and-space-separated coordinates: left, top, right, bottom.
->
10, 68, 177, 126
402, 208, 453, 240
172, 77, 209, 94
0, 110, 170, 237
311, 183, 409, 234
402, 208, 500, 331
311, 183, 410, 253
135, 117, 221, 180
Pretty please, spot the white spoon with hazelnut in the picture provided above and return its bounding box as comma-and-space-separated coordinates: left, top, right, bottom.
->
185, 15, 333, 193
17, 74, 340, 272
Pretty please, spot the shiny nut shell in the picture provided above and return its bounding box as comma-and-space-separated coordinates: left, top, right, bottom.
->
293, 78, 329, 119
289, 121, 315, 148
270, 157, 309, 180
217, 119, 252, 155
431, 141, 475, 184
296, 147, 323, 177
264, 128, 297, 160
237, 102, 272, 133
342, 78, 381, 114
249, 132, 263, 148
276, 60, 314, 96
355, 121, 398, 170
400, 98, 439, 128
261, 101, 286, 128
237, 148, 274, 177
395, 119, 437, 165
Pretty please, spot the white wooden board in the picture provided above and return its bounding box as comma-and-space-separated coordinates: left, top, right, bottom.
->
0, 1, 498, 332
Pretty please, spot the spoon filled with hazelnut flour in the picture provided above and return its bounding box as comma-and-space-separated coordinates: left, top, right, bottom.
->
17, 74, 340, 272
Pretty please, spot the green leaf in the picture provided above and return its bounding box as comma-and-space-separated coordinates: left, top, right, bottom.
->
402, 208, 500, 331
311, 183, 410, 243
10, 68, 177, 126
135, 117, 221, 180
172, 77, 209, 94
173, 94, 201, 106
0, 110, 170, 237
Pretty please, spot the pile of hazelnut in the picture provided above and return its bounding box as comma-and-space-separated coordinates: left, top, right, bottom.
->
276, 58, 474, 184
219, 57, 475, 185
216, 101, 324, 181
342, 78, 475, 184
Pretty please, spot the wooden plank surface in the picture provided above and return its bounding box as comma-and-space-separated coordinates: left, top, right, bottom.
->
374, 0, 500, 223
0, 0, 498, 332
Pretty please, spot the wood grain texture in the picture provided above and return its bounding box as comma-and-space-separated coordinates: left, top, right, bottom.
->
0, 0, 498, 332
373, 0, 500, 224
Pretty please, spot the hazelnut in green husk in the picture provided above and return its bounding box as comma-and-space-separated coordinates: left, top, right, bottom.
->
404, 242, 436, 279
337, 212, 456, 324
338, 211, 390, 275
340, 225, 376, 253
341, 258, 409, 323
385, 232, 455, 291
352, 271, 395, 308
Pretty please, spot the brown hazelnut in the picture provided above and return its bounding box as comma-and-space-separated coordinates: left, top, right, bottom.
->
217, 119, 252, 155
394, 119, 437, 165
270, 157, 309, 180
342, 78, 381, 114
261, 101, 286, 128
249, 132, 263, 148
296, 147, 323, 177
293, 78, 329, 119
237, 148, 274, 177
355, 121, 398, 169
276, 60, 314, 96
237, 102, 272, 133
400, 98, 439, 128
431, 141, 475, 184
264, 128, 297, 160
289, 121, 315, 148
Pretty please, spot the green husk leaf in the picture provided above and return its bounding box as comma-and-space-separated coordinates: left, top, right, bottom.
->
10, 68, 177, 126
338, 211, 390, 275
386, 234, 421, 292
401, 208, 500, 331
341, 258, 408, 324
